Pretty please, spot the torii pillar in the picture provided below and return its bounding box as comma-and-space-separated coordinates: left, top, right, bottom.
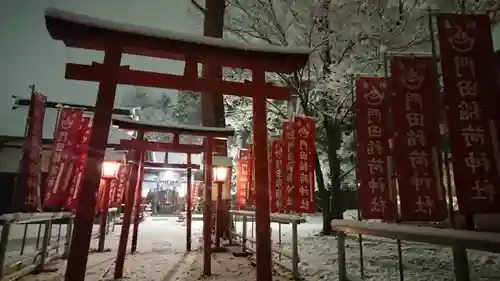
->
43, 8, 310, 281
111, 117, 234, 278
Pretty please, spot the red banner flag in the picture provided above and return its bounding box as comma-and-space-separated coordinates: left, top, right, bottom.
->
269, 140, 285, 213
292, 116, 316, 213
113, 164, 131, 206
108, 178, 118, 207
64, 117, 92, 210
191, 181, 199, 208
437, 14, 500, 213
355, 76, 398, 220
12, 92, 46, 212
282, 120, 294, 212
43, 108, 83, 209
236, 149, 252, 208
390, 56, 447, 221
95, 179, 107, 213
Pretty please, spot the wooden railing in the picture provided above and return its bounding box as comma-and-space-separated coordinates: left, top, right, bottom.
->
229, 210, 305, 279
0, 208, 118, 281
331, 220, 500, 281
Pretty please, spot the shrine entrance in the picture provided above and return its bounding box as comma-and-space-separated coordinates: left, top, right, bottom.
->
44, 8, 310, 281
111, 116, 233, 278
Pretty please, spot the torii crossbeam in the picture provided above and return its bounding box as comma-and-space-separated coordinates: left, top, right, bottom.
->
44, 8, 310, 281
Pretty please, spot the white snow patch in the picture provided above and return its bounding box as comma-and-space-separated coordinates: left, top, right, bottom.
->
45, 8, 311, 55
233, 211, 500, 281
112, 116, 235, 134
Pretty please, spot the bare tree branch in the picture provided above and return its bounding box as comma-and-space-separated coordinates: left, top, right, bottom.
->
189, 0, 206, 14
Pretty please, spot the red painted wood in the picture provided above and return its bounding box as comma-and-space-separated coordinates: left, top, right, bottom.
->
143, 162, 200, 170
112, 116, 234, 138
45, 15, 309, 73
98, 179, 111, 252
64, 48, 122, 281
203, 138, 213, 276
131, 150, 145, 253
65, 63, 292, 100
252, 70, 273, 281
186, 167, 193, 251
115, 131, 144, 279
117, 139, 204, 153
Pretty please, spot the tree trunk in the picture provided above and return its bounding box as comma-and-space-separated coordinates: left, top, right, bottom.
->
315, 155, 331, 234
200, 0, 230, 239
200, 0, 226, 128
325, 119, 343, 225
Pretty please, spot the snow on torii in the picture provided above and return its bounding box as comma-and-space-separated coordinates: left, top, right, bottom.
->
43, 7, 311, 281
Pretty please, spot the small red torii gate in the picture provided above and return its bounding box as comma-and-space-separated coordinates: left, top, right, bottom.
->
112, 116, 233, 279
44, 8, 310, 281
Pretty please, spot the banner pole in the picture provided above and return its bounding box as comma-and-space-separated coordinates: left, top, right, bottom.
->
350, 74, 365, 279
427, 8, 456, 228
383, 51, 404, 281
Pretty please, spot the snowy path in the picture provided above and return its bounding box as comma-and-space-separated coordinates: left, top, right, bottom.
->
17, 217, 205, 281
170, 245, 290, 281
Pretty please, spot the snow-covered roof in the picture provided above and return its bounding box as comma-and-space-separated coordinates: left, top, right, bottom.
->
44, 8, 310, 55
112, 116, 234, 137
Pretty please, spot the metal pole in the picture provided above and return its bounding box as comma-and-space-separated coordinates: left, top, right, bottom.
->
63, 217, 74, 259
98, 179, 112, 252
350, 74, 365, 279
39, 220, 52, 270
214, 181, 223, 250
382, 51, 405, 281
186, 167, 193, 251
0, 223, 11, 278
114, 131, 144, 279
427, 9, 470, 281
20, 224, 28, 256
291, 221, 299, 280
337, 231, 347, 281
64, 47, 122, 281
242, 215, 247, 252
252, 69, 273, 281
278, 222, 282, 260
131, 148, 145, 253
203, 137, 214, 276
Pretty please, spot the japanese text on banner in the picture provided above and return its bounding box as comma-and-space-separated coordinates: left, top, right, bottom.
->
44, 108, 83, 209
64, 117, 91, 210
292, 116, 316, 213
437, 14, 500, 213
390, 56, 447, 221
282, 121, 294, 212
114, 164, 131, 206
12, 92, 46, 212
269, 140, 284, 213
236, 149, 252, 209
355, 76, 398, 220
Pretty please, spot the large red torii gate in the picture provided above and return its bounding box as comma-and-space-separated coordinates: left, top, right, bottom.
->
44, 8, 310, 281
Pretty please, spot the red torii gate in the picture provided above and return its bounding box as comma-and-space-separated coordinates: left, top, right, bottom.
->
44, 8, 310, 281
112, 116, 233, 279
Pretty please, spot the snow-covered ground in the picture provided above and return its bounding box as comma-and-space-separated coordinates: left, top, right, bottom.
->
233, 210, 500, 281
17, 217, 206, 281
12, 212, 500, 281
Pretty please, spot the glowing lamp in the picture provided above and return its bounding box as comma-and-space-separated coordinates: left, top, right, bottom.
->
101, 160, 121, 179
212, 166, 228, 183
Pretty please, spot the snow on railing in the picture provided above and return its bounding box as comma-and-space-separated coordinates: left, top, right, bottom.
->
228, 210, 304, 280
331, 220, 500, 281
0, 209, 119, 281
